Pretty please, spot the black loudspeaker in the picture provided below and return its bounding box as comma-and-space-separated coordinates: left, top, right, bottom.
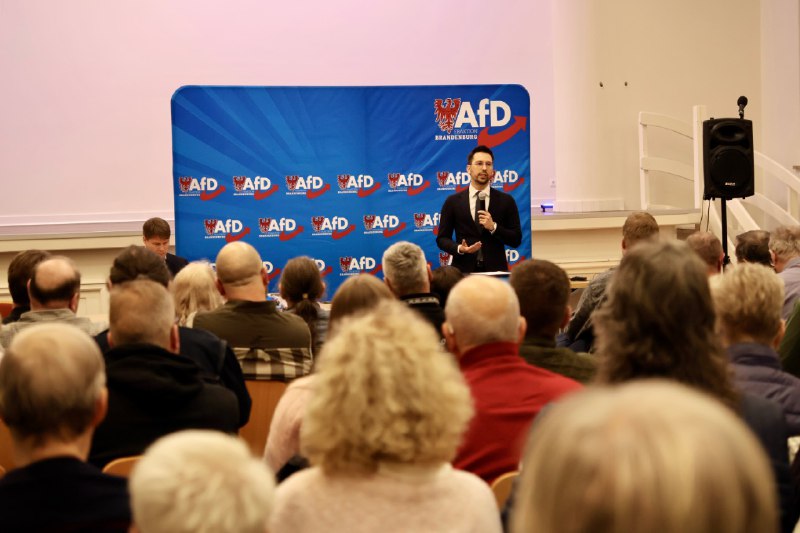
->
702, 118, 755, 200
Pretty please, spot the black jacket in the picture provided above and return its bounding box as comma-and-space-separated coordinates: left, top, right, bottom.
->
89, 343, 239, 468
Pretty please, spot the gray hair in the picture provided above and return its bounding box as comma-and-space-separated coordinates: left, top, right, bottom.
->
382, 241, 428, 296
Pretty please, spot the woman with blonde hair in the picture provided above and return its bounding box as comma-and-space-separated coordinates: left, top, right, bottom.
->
511, 380, 777, 533
270, 300, 500, 532
264, 274, 394, 473
170, 261, 223, 326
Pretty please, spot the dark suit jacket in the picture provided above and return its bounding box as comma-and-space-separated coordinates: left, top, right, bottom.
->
436, 187, 522, 273
166, 253, 189, 277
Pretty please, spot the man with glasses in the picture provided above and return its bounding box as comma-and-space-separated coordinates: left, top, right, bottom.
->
436, 145, 522, 273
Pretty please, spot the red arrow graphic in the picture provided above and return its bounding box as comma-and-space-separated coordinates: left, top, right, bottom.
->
477, 116, 527, 148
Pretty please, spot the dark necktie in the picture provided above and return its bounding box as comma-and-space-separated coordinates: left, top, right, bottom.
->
475, 192, 485, 266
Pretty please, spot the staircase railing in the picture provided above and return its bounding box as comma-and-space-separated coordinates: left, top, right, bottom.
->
638, 105, 800, 261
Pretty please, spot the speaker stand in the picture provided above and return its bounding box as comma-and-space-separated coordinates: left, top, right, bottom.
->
720, 198, 731, 270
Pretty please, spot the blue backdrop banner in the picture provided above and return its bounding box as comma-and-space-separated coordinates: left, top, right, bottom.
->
172, 85, 531, 296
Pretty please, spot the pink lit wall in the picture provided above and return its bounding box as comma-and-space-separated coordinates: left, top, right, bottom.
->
0, 0, 554, 233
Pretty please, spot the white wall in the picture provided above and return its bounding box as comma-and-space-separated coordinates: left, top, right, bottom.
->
0, 0, 555, 232
761, 0, 800, 171
552, 0, 762, 211
0, 0, 786, 232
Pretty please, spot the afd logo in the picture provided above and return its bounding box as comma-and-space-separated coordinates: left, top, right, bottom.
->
413, 213, 440, 234
338, 256, 380, 276
436, 171, 471, 191
363, 214, 406, 238
492, 170, 526, 192
262, 261, 282, 284
386, 172, 430, 196
310, 216, 356, 240
336, 174, 381, 197
435, 98, 512, 133
232, 176, 278, 200
285, 175, 329, 199
434, 98, 527, 147
203, 219, 250, 242
506, 249, 526, 268
178, 176, 225, 201
438, 252, 452, 267
313, 259, 333, 278
257, 217, 303, 241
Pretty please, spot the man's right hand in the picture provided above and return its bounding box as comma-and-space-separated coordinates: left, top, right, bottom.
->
458, 239, 482, 255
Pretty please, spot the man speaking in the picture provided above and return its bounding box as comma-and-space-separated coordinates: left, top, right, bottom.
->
436, 146, 522, 273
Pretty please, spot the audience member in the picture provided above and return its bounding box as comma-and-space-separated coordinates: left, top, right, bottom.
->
736, 229, 772, 267
382, 241, 445, 333
193, 242, 312, 380
564, 211, 659, 351
326, 273, 394, 329
0, 324, 131, 532
0, 255, 104, 348
770, 225, 800, 320
511, 381, 777, 533
710, 263, 800, 435
264, 273, 393, 474
89, 279, 239, 468
686, 230, 724, 275
142, 217, 188, 277
2, 249, 50, 324
94, 245, 250, 427
509, 259, 596, 383
270, 301, 501, 533
430, 265, 464, 307
130, 430, 275, 533
594, 239, 798, 533
444, 275, 581, 483
279, 256, 329, 357
171, 261, 224, 326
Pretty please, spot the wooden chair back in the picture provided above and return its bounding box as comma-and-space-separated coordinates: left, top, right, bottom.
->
0, 419, 14, 473
102, 455, 142, 478
490, 471, 519, 509
238, 380, 288, 456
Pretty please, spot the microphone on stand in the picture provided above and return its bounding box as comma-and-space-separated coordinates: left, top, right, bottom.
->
737, 96, 748, 119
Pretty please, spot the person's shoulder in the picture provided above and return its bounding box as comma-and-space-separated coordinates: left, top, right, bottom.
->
275, 465, 321, 496
167, 253, 189, 266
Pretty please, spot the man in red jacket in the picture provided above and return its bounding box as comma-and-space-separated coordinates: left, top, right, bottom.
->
443, 275, 582, 484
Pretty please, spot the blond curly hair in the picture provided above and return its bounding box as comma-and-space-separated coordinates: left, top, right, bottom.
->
301, 300, 473, 473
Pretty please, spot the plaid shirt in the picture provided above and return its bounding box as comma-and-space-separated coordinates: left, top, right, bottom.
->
233, 346, 313, 381
193, 300, 313, 381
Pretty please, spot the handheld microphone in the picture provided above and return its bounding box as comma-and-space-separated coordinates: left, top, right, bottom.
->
737, 96, 748, 119
477, 191, 487, 214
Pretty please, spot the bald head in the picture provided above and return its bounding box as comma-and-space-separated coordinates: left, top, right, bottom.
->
444, 276, 524, 352
0, 323, 106, 444
215, 242, 264, 287
29, 256, 81, 310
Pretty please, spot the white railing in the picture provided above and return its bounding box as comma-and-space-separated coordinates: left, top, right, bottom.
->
639, 105, 800, 259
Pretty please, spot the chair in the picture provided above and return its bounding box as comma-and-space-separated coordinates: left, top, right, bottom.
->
0, 302, 13, 320
102, 455, 142, 478
238, 380, 288, 456
0, 419, 14, 473
490, 471, 519, 509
